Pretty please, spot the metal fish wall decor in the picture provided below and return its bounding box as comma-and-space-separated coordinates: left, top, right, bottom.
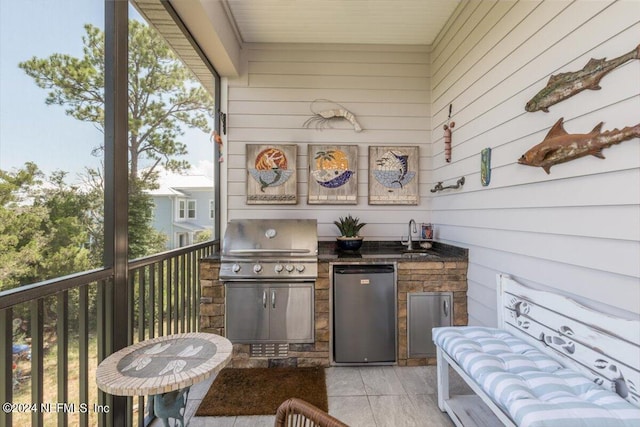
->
525, 44, 640, 113
518, 118, 640, 174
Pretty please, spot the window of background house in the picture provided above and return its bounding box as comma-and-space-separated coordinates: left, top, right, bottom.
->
178, 200, 186, 219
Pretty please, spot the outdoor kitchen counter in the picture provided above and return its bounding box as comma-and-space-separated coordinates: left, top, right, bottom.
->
318, 240, 468, 262
199, 241, 468, 368
201, 241, 468, 262
320, 240, 468, 367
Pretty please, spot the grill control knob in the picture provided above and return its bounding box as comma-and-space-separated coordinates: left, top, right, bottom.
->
232, 263, 241, 273
295, 264, 305, 272
285, 264, 294, 272
274, 264, 284, 273
253, 264, 263, 273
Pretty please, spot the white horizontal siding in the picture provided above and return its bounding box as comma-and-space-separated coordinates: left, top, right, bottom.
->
220, 1, 639, 325
225, 44, 432, 238
230, 115, 429, 131
228, 101, 429, 117
431, 0, 640, 325
249, 61, 430, 78
438, 205, 640, 241
430, 169, 640, 209
228, 87, 429, 103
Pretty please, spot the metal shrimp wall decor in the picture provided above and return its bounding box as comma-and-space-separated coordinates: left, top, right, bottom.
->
443, 104, 455, 163
303, 99, 363, 132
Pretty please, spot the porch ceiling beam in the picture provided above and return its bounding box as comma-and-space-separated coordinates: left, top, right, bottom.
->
134, 0, 240, 79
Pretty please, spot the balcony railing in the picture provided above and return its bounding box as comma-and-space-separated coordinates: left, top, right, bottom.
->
0, 240, 217, 427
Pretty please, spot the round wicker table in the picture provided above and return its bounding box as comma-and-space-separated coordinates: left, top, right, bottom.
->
96, 332, 232, 426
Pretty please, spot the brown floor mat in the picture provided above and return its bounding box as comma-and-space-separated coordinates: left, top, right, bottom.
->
195, 367, 328, 416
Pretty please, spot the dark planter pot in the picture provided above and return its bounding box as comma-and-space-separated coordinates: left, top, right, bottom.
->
336, 236, 363, 251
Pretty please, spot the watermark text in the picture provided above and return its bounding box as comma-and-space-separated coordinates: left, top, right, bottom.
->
3, 402, 110, 414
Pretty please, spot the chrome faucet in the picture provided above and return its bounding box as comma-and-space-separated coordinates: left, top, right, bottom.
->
402, 219, 417, 250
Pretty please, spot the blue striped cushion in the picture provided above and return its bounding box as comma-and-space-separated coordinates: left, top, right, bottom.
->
433, 327, 640, 427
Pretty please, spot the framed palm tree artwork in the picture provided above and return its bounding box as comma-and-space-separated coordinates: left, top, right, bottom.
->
246, 144, 297, 204
368, 145, 419, 205
307, 144, 358, 204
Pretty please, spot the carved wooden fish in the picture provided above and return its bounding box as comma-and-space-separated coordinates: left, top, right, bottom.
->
518, 118, 640, 174
525, 44, 640, 112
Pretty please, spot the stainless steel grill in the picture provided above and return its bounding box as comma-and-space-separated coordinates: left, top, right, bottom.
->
220, 219, 318, 281
221, 219, 318, 344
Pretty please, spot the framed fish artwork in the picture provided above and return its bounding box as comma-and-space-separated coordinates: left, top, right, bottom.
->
368, 145, 419, 205
246, 144, 297, 204
307, 144, 358, 204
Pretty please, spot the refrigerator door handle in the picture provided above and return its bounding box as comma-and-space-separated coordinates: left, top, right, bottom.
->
443, 299, 449, 318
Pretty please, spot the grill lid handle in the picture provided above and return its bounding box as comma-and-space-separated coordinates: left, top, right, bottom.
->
228, 249, 311, 254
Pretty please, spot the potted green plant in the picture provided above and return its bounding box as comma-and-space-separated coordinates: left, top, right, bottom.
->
334, 214, 366, 251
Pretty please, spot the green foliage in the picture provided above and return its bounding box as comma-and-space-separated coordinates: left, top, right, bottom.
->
0, 163, 47, 289
333, 214, 366, 238
128, 179, 167, 260
34, 171, 93, 274
194, 229, 212, 243
0, 164, 92, 291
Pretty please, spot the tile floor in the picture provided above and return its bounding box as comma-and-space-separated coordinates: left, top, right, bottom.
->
154, 365, 473, 427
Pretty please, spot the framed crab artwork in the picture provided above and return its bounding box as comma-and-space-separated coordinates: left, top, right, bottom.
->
368, 145, 419, 205
307, 144, 358, 205
246, 144, 297, 204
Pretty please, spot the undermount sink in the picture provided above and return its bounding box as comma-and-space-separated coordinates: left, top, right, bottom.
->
400, 241, 432, 252
377, 243, 437, 258
401, 248, 430, 254
335, 241, 439, 259
399, 242, 436, 258
401, 251, 435, 258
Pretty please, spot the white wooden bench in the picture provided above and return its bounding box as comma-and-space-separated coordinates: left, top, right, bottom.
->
433, 273, 640, 427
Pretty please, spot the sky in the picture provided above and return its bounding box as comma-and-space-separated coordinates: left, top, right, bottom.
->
0, 1, 215, 183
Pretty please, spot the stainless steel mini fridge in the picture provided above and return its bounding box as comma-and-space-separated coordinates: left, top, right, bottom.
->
332, 264, 396, 365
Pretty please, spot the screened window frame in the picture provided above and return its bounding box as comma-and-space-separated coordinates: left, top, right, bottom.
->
132, 0, 222, 241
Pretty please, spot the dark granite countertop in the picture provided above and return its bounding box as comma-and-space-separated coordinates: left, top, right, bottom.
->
318, 240, 467, 262
203, 240, 468, 263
